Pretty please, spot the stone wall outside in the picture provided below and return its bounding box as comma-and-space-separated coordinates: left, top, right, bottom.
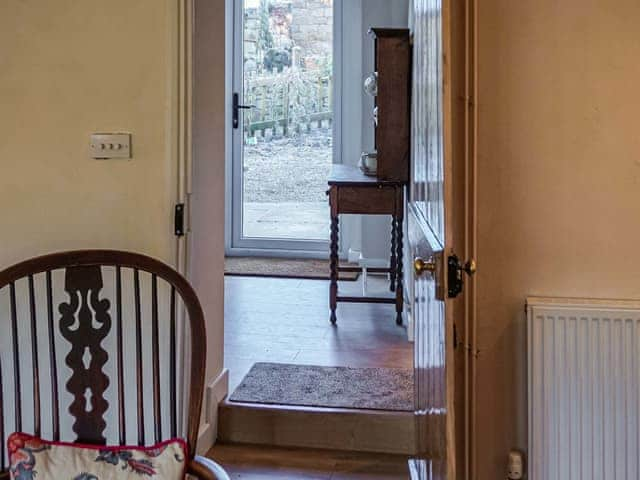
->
290, 0, 333, 58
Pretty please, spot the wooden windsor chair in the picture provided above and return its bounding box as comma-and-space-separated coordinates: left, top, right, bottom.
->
0, 250, 227, 479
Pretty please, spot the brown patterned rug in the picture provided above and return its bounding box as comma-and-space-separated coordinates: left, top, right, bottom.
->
229, 363, 414, 412
224, 257, 359, 281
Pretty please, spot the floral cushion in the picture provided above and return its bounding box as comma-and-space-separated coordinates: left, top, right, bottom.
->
8, 432, 187, 480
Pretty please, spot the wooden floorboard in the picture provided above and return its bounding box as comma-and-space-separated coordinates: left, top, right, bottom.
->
222, 276, 416, 457
207, 444, 410, 479
225, 276, 414, 393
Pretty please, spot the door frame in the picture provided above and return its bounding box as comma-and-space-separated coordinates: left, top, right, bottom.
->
449, 1, 478, 477
184, 0, 477, 459
173, 0, 194, 441
224, 0, 344, 258
180, 0, 230, 450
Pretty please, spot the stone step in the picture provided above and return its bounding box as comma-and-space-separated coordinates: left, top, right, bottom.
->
218, 400, 417, 455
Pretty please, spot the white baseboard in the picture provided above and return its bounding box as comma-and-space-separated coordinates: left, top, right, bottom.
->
358, 256, 389, 269
196, 368, 229, 454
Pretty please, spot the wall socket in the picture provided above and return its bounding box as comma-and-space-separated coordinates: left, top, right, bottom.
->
89, 133, 131, 159
507, 450, 524, 479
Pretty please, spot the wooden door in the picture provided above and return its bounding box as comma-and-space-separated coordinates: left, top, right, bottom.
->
409, 1, 467, 479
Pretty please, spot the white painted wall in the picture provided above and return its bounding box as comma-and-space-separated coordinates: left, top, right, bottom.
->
337, 0, 364, 257
191, 0, 227, 449
339, 0, 409, 263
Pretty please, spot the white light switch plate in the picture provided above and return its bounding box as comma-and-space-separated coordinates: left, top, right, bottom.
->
89, 133, 131, 159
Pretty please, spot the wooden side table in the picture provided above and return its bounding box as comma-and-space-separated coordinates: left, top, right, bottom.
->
327, 164, 406, 325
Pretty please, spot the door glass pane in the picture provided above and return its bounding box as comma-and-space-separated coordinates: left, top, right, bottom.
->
241, 0, 333, 241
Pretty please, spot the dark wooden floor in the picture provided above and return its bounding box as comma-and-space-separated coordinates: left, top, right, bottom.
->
208, 444, 410, 479
224, 275, 414, 392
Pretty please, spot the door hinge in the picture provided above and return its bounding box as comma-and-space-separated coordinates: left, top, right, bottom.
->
174, 203, 185, 237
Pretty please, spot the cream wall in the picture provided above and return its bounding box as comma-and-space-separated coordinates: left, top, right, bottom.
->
476, 1, 640, 478
191, 0, 227, 428
0, 0, 226, 447
0, 0, 178, 267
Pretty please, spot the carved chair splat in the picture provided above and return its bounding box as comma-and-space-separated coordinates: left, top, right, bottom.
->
0, 250, 223, 480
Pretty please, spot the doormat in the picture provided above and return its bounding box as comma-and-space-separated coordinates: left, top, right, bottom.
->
229, 363, 413, 412
224, 257, 359, 281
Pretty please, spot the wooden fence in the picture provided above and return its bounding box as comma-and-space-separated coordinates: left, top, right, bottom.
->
244, 70, 333, 138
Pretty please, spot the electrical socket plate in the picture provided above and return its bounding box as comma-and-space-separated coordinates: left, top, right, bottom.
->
89, 133, 131, 159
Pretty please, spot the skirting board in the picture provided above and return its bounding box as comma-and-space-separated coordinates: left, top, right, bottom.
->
197, 368, 230, 455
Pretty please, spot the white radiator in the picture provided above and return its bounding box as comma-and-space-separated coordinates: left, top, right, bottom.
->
527, 297, 640, 480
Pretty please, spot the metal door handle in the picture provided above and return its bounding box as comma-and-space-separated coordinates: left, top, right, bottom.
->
463, 259, 477, 276
414, 257, 436, 276
233, 93, 255, 129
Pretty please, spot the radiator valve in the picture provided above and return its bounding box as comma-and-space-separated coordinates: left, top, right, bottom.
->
507, 450, 524, 479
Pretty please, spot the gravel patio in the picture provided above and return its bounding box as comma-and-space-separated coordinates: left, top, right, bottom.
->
243, 128, 332, 240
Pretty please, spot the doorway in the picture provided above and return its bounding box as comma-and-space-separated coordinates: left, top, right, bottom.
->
190, 0, 477, 475
189, 0, 479, 474
229, 0, 338, 255
221, 0, 418, 410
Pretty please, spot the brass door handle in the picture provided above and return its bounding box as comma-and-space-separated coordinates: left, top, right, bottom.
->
463, 259, 477, 276
414, 257, 436, 276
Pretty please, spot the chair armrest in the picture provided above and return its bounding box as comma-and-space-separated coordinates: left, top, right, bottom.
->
187, 455, 231, 480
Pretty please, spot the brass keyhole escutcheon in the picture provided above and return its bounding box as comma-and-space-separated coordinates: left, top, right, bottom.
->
414, 257, 436, 276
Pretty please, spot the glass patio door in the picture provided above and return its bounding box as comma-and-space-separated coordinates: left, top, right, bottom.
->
231, 0, 336, 253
